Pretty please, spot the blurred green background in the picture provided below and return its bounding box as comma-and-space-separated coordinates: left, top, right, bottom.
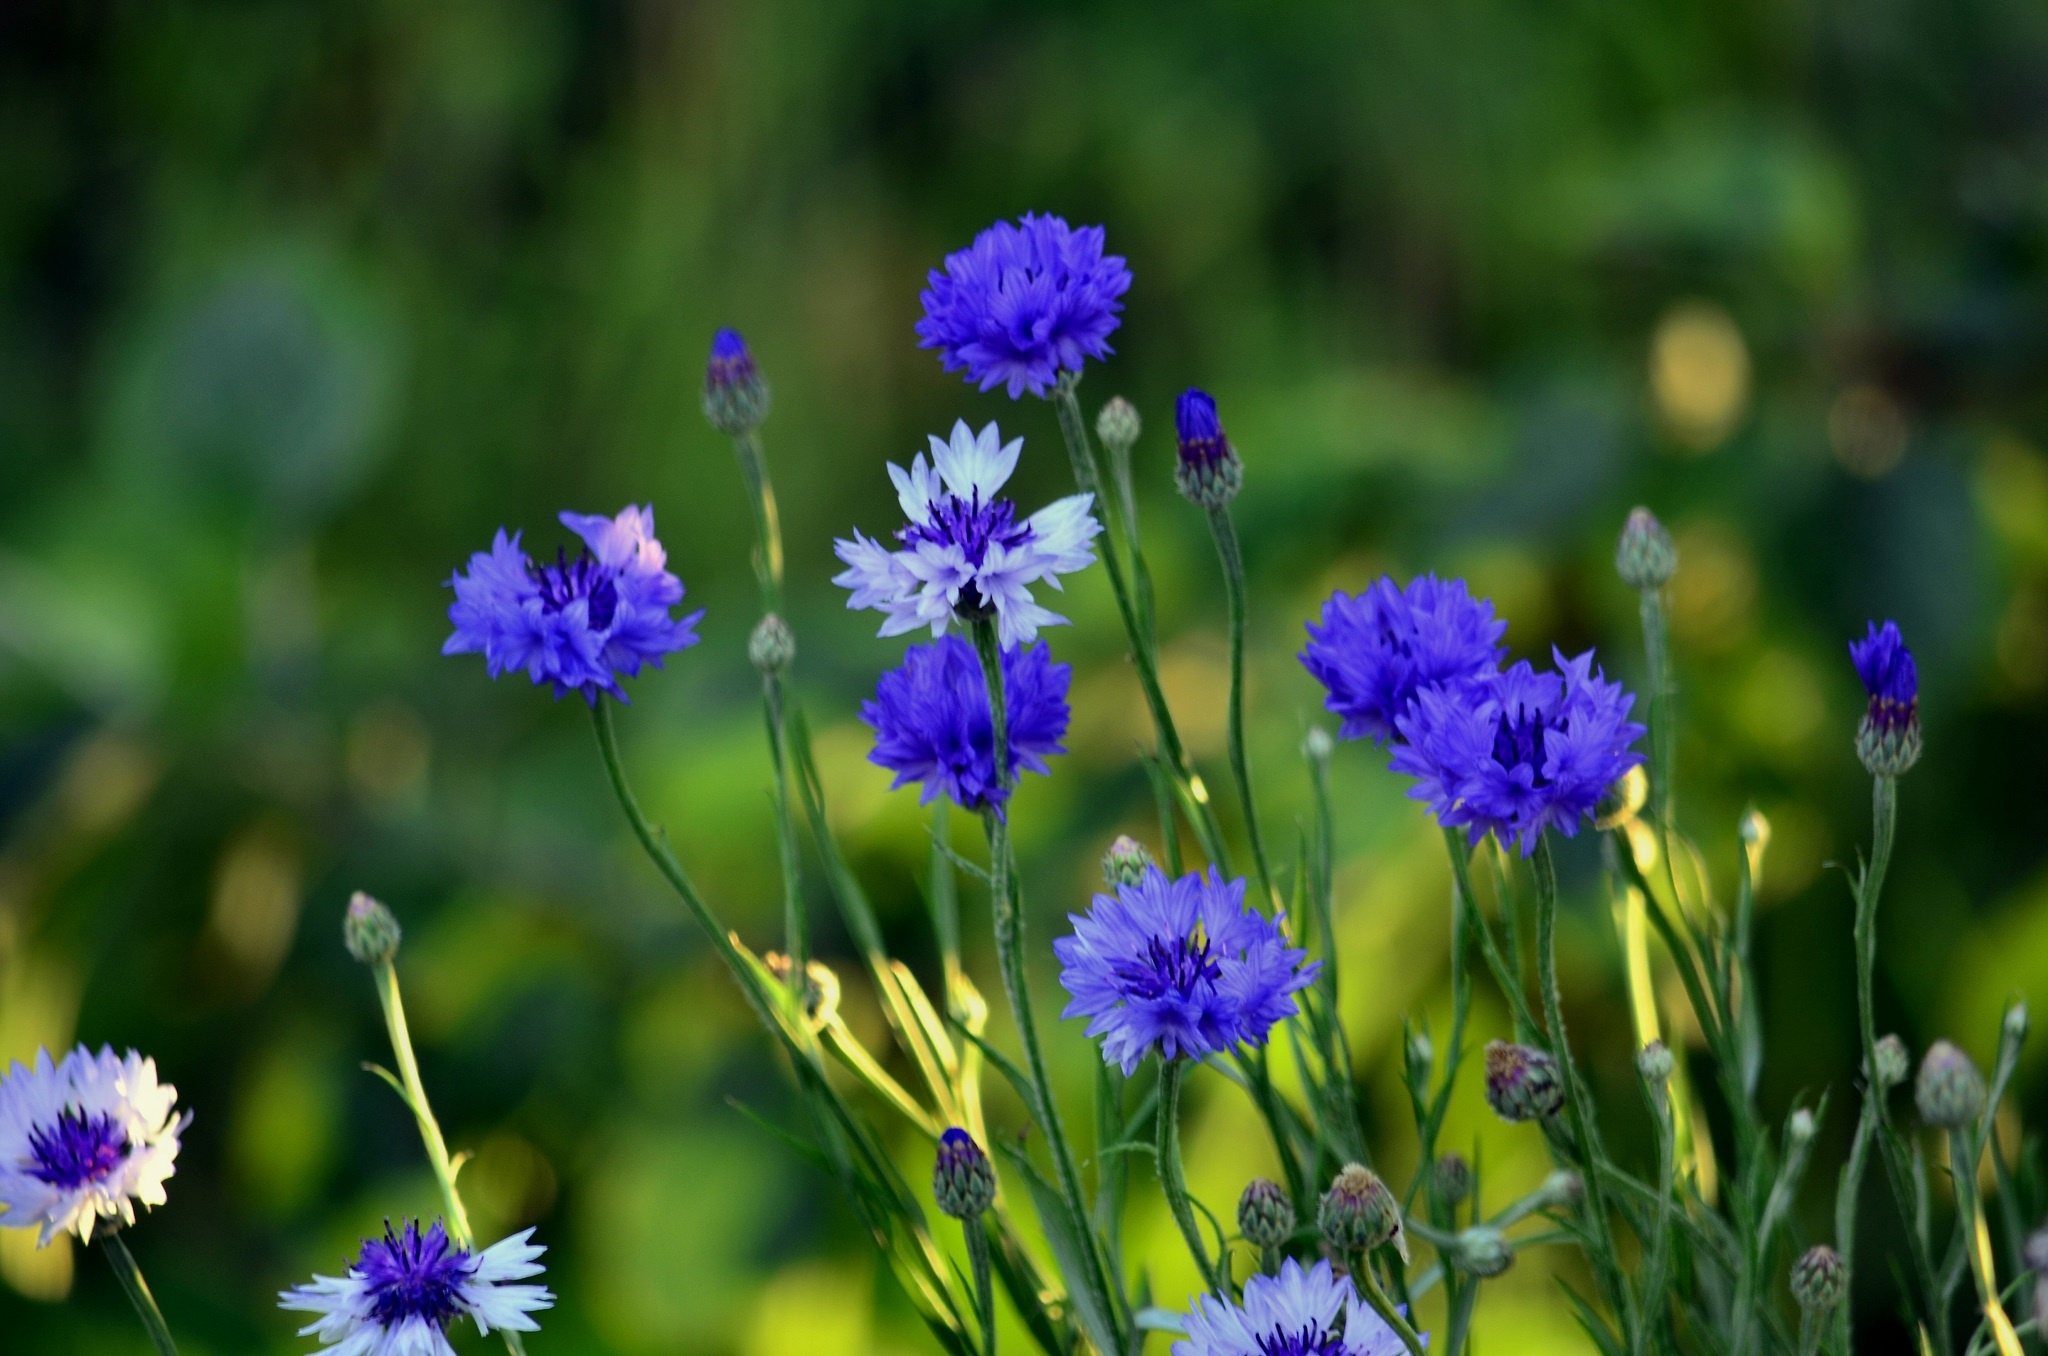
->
4, 0, 2047, 1350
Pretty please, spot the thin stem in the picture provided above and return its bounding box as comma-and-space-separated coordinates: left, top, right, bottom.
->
1640, 1078, 1676, 1344
1836, 1093, 1879, 1355
966, 1220, 996, 1356
1354, 1258, 1428, 1356
1853, 777, 1897, 1091
1204, 504, 1276, 908
1155, 1058, 1224, 1292
731, 429, 784, 611
1445, 1275, 1480, 1356
1637, 586, 1675, 829
98, 1229, 177, 1356
763, 668, 807, 978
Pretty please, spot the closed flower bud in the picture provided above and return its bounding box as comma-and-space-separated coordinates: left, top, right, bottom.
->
1096, 396, 1142, 455
1100, 835, 1156, 889
1790, 1244, 1846, 1312
1788, 1108, 1816, 1146
1238, 1177, 1295, 1252
1485, 1041, 1565, 1122
1434, 1152, 1471, 1206
933, 1128, 995, 1219
1303, 726, 1335, 765
1637, 1040, 1675, 1084
344, 891, 402, 966
1537, 1170, 1584, 1210
1173, 389, 1243, 509
1849, 620, 1920, 777
1615, 507, 1678, 591
1871, 1034, 1909, 1088
703, 328, 771, 435
1454, 1225, 1514, 1278
748, 613, 796, 675
1915, 1040, 1986, 1130
1319, 1164, 1399, 1253
1406, 1029, 1434, 1079
2004, 1000, 2029, 1047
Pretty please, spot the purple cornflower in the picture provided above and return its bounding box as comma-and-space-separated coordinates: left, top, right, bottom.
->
1392, 650, 1645, 856
916, 214, 1132, 398
861, 635, 1070, 813
1849, 619, 1922, 775
1301, 575, 1508, 746
1173, 389, 1244, 507
279, 1218, 552, 1356
0, 1046, 188, 1246
444, 505, 702, 704
833, 420, 1101, 648
1055, 867, 1316, 1075
1176, 1257, 1415, 1356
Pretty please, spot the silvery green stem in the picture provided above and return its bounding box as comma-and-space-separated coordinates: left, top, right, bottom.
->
762, 667, 807, 978
1636, 584, 1675, 828
1640, 1074, 1676, 1340
730, 428, 784, 612
1354, 1259, 1428, 1356
1443, 831, 1542, 1045
1836, 1094, 1878, 1354
1444, 1277, 1480, 1356
1853, 777, 1896, 1084
1154, 1057, 1223, 1292
1203, 504, 1276, 908
98, 1229, 177, 1356
965, 1219, 996, 1356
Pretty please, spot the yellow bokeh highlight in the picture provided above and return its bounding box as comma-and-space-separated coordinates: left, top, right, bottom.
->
1650, 301, 1751, 451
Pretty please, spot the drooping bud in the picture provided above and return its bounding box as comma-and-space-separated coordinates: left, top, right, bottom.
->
1484, 1040, 1565, 1122
1870, 1034, 1909, 1088
1318, 1164, 1399, 1254
1453, 1225, 1514, 1278
1637, 1040, 1675, 1085
933, 1127, 996, 1219
1915, 1040, 1986, 1130
1100, 835, 1156, 889
1173, 388, 1243, 509
1615, 507, 1678, 591
748, 613, 796, 675
1096, 396, 1142, 456
1790, 1244, 1846, 1312
703, 328, 771, 436
1849, 620, 1920, 777
344, 891, 402, 966
1434, 1152, 1471, 1206
1238, 1177, 1296, 1253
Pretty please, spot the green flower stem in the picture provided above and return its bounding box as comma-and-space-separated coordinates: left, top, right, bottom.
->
1635, 584, 1675, 829
966, 1219, 996, 1356
1442, 831, 1542, 1045
970, 617, 1122, 1347
730, 428, 784, 612
369, 958, 528, 1355
98, 1228, 177, 1356
1835, 1092, 1879, 1354
1354, 1257, 1428, 1356
1154, 1057, 1224, 1293
1444, 1275, 1480, 1356
1203, 503, 1276, 908
1639, 1074, 1676, 1339
1048, 376, 1228, 867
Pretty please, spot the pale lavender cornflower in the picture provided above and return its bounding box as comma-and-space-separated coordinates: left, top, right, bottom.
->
279, 1218, 553, 1356
1176, 1257, 1416, 1356
0, 1045, 189, 1246
833, 420, 1100, 648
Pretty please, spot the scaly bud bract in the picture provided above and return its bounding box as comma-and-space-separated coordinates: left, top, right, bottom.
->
1615, 507, 1678, 590
1100, 835, 1156, 889
1434, 1152, 1471, 1206
748, 613, 796, 675
703, 328, 771, 436
1484, 1040, 1565, 1122
344, 891, 402, 966
933, 1128, 995, 1219
1318, 1164, 1400, 1254
1915, 1040, 1985, 1130
1237, 1177, 1295, 1253
1791, 1244, 1846, 1312
1173, 389, 1243, 508
1096, 396, 1142, 455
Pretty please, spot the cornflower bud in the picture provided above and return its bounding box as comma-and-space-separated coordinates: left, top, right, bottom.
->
1849, 620, 1920, 777
1238, 1178, 1295, 1253
1173, 389, 1243, 508
748, 613, 796, 675
1915, 1040, 1985, 1130
344, 891, 402, 966
1319, 1164, 1398, 1253
1434, 1152, 1471, 1206
933, 1128, 995, 1219
1484, 1040, 1564, 1122
1788, 1108, 1817, 1147
1303, 726, 1335, 765
703, 328, 771, 435
1406, 1028, 1434, 1083
1096, 396, 1142, 455
1870, 1034, 1909, 1088
2004, 1000, 2029, 1047
1100, 835, 1156, 889
1790, 1244, 1846, 1312
1637, 1040, 1675, 1085
1537, 1170, 1584, 1211
1615, 507, 1678, 591
1453, 1225, 1514, 1278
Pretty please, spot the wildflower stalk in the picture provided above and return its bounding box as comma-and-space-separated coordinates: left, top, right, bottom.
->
1951, 1130, 2025, 1356
1640, 1063, 1677, 1338
731, 429, 785, 612
1202, 502, 1277, 908
97, 1228, 178, 1356
1155, 1057, 1224, 1293
966, 1220, 997, 1356
1352, 1257, 1428, 1356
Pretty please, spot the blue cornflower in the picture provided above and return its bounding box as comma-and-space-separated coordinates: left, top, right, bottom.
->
1850, 619, 1921, 775
1391, 650, 1645, 856
833, 420, 1101, 648
703, 327, 770, 434
1301, 575, 1508, 746
916, 214, 1132, 398
1055, 867, 1316, 1075
280, 1218, 553, 1356
1173, 389, 1244, 507
0, 1046, 189, 1246
861, 635, 1070, 812
1176, 1257, 1416, 1356
444, 505, 703, 704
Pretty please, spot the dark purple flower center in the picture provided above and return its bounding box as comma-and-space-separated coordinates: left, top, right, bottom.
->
26, 1109, 129, 1190
531, 548, 619, 630
1866, 694, 1917, 734
359, 1221, 474, 1328
900, 493, 1034, 572
1175, 390, 1231, 470
1111, 934, 1222, 1002
1255, 1323, 1348, 1356
1490, 702, 1553, 787
706, 328, 758, 388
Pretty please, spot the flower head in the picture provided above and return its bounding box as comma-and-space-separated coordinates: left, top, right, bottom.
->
1391, 650, 1645, 855
1850, 619, 1921, 775
280, 1219, 553, 1356
1914, 1039, 1984, 1130
933, 1129, 996, 1220
833, 420, 1101, 648
0, 1046, 188, 1246
860, 635, 1070, 813
1175, 1257, 1416, 1356
444, 506, 703, 704
1483, 1040, 1564, 1122
1054, 866, 1316, 1075
1301, 575, 1508, 746
1173, 389, 1243, 508
916, 214, 1131, 398
703, 328, 770, 434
